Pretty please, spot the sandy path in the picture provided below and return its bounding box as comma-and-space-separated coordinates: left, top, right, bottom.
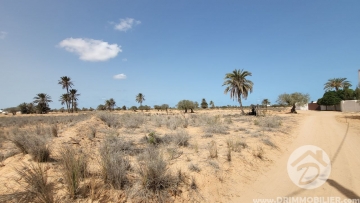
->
232, 111, 360, 202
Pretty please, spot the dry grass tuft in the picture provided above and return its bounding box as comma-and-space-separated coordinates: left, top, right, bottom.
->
262, 138, 278, 149
134, 147, 179, 202
15, 163, 54, 203
188, 163, 201, 173
99, 136, 131, 190
208, 140, 217, 158
7, 132, 51, 162
253, 146, 265, 160
59, 146, 88, 198
97, 112, 121, 128
163, 130, 190, 147
50, 124, 58, 137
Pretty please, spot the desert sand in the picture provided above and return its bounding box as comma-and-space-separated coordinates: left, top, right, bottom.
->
0, 109, 359, 202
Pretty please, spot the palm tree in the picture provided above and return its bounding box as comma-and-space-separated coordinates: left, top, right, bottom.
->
105, 98, 116, 111
136, 93, 145, 107
262, 99, 270, 109
33, 93, 52, 114
59, 93, 71, 113
58, 76, 74, 94
109, 98, 116, 111
324, 78, 352, 91
209, 101, 215, 108
69, 89, 80, 113
223, 69, 254, 114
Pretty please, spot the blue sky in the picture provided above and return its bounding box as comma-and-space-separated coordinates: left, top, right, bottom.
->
1, 1, 359, 109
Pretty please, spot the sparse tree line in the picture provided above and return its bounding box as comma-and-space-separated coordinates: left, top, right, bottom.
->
4, 76, 80, 115
4, 72, 359, 116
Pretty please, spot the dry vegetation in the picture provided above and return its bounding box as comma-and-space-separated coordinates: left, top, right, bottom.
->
0, 108, 301, 202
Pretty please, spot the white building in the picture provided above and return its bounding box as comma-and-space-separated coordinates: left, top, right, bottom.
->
295, 103, 308, 110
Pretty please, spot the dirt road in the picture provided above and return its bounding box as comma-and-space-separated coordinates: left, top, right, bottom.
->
233, 111, 360, 202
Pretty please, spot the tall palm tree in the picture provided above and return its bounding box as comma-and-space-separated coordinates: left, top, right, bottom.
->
136, 93, 145, 107
69, 89, 80, 113
324, 78, 351, 91
59, 93, 71, 113
33, 93, 52, 114
223, 69, 253, 114
58, 76, 74, 94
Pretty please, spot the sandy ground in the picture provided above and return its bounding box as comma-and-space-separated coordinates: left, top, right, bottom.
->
0, 109, 359, 202
233, 110, 360, 202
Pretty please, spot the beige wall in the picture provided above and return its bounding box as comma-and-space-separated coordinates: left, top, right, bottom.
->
340, 100, 360, 112
320, 105, 340, 111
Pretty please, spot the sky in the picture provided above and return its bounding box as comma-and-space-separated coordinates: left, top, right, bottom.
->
1, 1, 360, 109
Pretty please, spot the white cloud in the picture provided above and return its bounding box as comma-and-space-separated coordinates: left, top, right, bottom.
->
0, 31, 7, 39
122, 58, 127, 62
114, 18, 141, 32
113, 73, 127, 80
58, 38, 122, 62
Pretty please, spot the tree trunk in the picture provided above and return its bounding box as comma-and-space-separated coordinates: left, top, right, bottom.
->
238, 97, 245, 115
71, 99, 74, 113
184, 108, 187, 113
291, 104, 297, 113
190, 108, 194, 113
66, 88, 70, 113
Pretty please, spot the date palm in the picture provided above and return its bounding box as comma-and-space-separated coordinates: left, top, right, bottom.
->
69, 89, 80, 113
223, 69, 253, 114
324, 78, 351, 91
33, 93, 52, 105
136, 93, 145, 106
58, 76, 74, 94
105, 98, 116, 111
33, 93, 52, 114
209, 100, 215, 108
59, 93, 71, 113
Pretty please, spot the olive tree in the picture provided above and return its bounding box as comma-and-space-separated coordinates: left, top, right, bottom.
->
176, 100, 196, 113
276, 92, 310, 113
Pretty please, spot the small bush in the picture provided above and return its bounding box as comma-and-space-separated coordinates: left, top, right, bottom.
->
163, 130, 190, 147
59, 146, 88, 198
15, 163, 54, 203
99, 138, 131, 190
203, 125, 229, 134
145, 132, 163, 145
262, 138, 277, 148
208, 141, 217, 158
165, 116, 184, 130
8, 132, 50, 162
97, 112, 120, 128
227, 148, 231, 161
253, 146, 265, 160
188, 163, 201, 172
208, 160, 219, 169
254, 116, 282, 129
166, 147, 183, 160
251, 131, 264, 137
224, 117, 233, 124
227, 139, 248, 152
50, 124, 58, 137
152, 116, 165, 127
190, 177, 197, 190
136, 147, 179, 202
121, 113, 145, 129
202, 134, 213, 138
